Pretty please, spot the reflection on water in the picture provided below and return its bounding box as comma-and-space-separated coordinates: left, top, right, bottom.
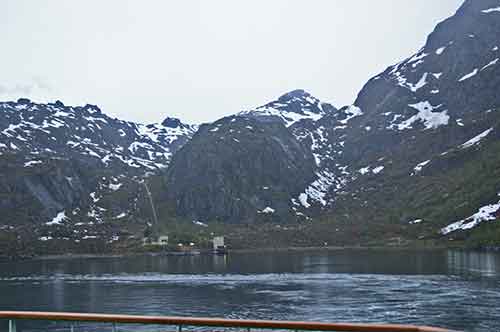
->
447, 250, 500, 277
0, 249, 499, 332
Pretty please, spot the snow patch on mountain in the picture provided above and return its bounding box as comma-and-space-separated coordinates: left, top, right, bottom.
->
259, 207, 275, 214
108, 183, 122, 191
481, 58, 499, 71
298, 193, 310, 208
435, 46, 446, 55
372, 166, 385, 174
409, 73, 429, 92
458, 68, 478, 82
24, 160, 42, 167
441, 201, 500, 235
413, 160, 431, 174
481, 6, 500, 13
298, 170, 337, 208
339, 105, 363, 124
407, 52, 428, 64
128, 141, 153, 153
460, 128, 493, 148
391, 102, 449, 130
359, 167, 370, 175
392, 71, 429, 93
309, 126, 329, 166
192, 220, 208, 227
46, 211, 67, 225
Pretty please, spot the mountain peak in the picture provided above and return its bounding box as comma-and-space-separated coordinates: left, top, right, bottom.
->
276, 89, 325, 107
17, 98, 31, 104
238, 90, 337, 127
83, 104, 101, 113
53, 100, 65, 108
277, 89, 312, 101
161, 117, 183, 128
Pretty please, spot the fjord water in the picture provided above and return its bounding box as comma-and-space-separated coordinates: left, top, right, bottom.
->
0, 250, 499, 332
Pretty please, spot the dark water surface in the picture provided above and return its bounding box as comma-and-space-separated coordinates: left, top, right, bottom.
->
0, 249, 499, 332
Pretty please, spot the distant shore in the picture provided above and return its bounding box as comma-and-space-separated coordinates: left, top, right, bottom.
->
24, 244, 460, 262
2, 242, 495, 263
229, 245, 452, 253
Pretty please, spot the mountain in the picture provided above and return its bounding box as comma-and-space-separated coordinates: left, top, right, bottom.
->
326, 0, 500, 238
1, 0, 500, 253
0, 99, 196, 228
158, 0, 500, 244
0, 99, 197, 171
160, 90, 364, 223
162, 114, 317, 223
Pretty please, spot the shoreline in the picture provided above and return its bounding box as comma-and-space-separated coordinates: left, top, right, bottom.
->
3, 241, 496, 262
26, 244, 464, 261
229, 245, 452, 253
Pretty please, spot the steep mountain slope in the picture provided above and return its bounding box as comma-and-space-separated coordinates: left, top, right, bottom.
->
162, 114, 316, 223
317, 0, 500, 238
293, 0, 500, 208
0, 99, 196, 226
159, 0, 500, 241
159, 89, 354, 223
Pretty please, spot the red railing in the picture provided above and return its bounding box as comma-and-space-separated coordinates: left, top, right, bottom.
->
0, 311, 460, 332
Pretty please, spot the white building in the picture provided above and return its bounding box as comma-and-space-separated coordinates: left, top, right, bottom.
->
143, 235, 169, 246
213, 236, 225, 250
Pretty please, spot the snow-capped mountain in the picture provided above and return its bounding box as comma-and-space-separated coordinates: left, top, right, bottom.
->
159, 0, 500, 242
0, 99, 197, 171
0, 98, 197, 227
293, 0, 500, 220
329, 0, 500, 235
238, 89, 337, 127
1, 0, 500, 249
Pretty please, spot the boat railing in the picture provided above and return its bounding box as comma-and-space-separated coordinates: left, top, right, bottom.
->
0, 311, 460, 332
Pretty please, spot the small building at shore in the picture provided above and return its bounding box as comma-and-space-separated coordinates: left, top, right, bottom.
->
213, 236, 224, 250
212, 236, 227, 254
143, 235, 169, 246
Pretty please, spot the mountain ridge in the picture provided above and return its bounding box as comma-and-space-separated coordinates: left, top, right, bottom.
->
1, 0, 500, 253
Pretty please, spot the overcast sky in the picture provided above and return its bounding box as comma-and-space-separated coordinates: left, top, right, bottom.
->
1, 0, 463, 124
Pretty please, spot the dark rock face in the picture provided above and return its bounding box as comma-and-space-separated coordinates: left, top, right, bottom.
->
0, 155, 92, 224
162, 116, 189, 129
163, 116, 316, 223
17, 98, 31, 104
